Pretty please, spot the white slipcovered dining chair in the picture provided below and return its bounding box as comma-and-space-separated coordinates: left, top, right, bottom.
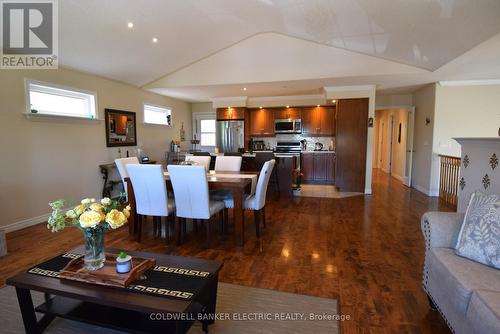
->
167, 165, 226, 247
214, 156, 242, 172
115, 157, 140, 199
185, 155, 211, 172
224, 159, 275, 238
126, 164, 175, 242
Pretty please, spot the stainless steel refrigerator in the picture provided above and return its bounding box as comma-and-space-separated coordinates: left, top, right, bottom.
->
216, 120, 244, 153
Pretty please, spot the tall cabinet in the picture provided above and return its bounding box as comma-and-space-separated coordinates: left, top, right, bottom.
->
335, 98, 369, 193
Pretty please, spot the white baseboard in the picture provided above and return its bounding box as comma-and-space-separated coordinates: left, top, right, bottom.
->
391, 173, 405, 183
413, 184, 430, 196
2, 213, 49, 233
412, 184, 439, 197
428, 189, 439, 197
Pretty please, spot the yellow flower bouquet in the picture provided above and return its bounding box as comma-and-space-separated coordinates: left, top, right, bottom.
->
48, 197, 130, 270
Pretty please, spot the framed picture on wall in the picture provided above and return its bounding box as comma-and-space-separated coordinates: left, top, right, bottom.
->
105, 108, 137, 147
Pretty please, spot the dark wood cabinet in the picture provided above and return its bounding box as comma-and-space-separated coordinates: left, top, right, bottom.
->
301, 152, 335, 184
313, 154, 327, 181
216, 107, 245, 120
249, 108, 274, 136
335, 98, 369, 192
326, 154, 335, 183
301, 153, 315, 181
321, 107, 336, 136
274, 107, 301, 120
302, 106, 335, 136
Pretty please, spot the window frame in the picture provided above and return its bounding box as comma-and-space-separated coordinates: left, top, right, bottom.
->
192, 111, 217, 151
24, 79, 98, 120
199, 119, 216, 147
143, 103, 173, 127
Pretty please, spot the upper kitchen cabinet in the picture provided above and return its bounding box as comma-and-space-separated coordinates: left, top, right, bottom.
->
216, 107, 245, 120
249, 108, 275, 136
274, 107, 301, 120
302, 106, 335, 136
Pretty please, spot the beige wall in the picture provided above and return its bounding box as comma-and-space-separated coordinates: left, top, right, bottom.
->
0, 68, 192, 231
433, 84, 500, 157
375, 94, 413, 107
191, 102, 214, 113
411, 83, 499, 196
412, 84, 437, 195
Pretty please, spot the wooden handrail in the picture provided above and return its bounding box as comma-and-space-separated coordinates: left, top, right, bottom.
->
438, 155, 461, 210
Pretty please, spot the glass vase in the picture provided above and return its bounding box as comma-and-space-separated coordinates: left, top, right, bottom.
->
82, 228, 106, 270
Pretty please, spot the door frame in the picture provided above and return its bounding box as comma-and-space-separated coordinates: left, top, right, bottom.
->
192, 111, 217, 152
375, 105, 415, 187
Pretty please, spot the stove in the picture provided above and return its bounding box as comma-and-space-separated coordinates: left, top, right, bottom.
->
274, 141, 301, 169
274, 141, 302, 154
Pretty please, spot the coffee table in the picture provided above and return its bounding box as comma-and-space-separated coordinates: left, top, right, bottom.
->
7, 248, 223, 334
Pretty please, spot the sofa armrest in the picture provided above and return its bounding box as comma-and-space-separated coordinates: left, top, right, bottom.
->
421, 211, 465, 293
421, 211, 464, 249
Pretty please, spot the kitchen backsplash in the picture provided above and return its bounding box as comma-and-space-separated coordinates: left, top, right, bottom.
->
252, 134, 335, 151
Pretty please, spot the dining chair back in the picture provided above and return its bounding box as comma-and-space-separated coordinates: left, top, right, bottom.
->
215, 156, 242, 172
185, 155, 211, 172
252, 159, 276, 210
167, 165, 211, 219
126, 164, 169, 216
115, 157, 140, 198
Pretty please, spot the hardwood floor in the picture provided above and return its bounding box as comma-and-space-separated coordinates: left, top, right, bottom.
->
0, 169, 452, 333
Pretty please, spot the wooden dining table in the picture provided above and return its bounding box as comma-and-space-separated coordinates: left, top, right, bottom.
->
125, 170, 259, 247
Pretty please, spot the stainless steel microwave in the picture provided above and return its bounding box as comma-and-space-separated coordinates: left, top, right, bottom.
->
275, 119, 302, 134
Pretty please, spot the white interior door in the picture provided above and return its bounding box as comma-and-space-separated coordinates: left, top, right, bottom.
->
403, 107, 415, 187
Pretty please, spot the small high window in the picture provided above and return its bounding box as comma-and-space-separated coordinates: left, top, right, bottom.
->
144, 104, 172, 126
27, 80, 97, 119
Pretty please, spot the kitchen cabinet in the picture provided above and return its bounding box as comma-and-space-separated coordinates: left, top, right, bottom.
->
249, 108, 275, 136
301, 152, 335, 184
301, 153, 315, 181
335, 98, 368, 192
274, 107, 301, 120
216, 107, 245, 120
302, 106, 335, 136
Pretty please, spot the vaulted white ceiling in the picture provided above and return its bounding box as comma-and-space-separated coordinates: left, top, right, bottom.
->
58, 0, 500, 101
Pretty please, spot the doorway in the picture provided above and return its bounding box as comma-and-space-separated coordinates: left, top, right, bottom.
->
373, 107, 414, 187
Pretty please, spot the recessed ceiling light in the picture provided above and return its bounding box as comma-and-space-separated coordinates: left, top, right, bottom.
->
331, 99, 336, 103
127, 22, 134, 29
243, 87, 247, 91
286, 105, 290, 108
152, 37, 158, 43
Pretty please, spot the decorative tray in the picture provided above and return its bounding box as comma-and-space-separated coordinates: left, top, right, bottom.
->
59, 253, 155, 288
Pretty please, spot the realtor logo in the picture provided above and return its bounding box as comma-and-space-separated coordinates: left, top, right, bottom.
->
1, 0, 58, 69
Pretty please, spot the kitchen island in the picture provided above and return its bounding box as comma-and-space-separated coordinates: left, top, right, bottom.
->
241, 152, 295, 198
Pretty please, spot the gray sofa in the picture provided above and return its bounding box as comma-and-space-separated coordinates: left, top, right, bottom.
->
421, 212, 500, 333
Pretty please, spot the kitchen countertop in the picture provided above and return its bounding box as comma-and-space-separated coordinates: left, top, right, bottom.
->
301, 150, 336, 154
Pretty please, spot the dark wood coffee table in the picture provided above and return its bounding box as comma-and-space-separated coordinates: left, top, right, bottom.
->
7, 248, 223, 334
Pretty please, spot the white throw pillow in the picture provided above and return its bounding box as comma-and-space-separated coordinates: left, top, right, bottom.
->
455, 191, 500, 269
